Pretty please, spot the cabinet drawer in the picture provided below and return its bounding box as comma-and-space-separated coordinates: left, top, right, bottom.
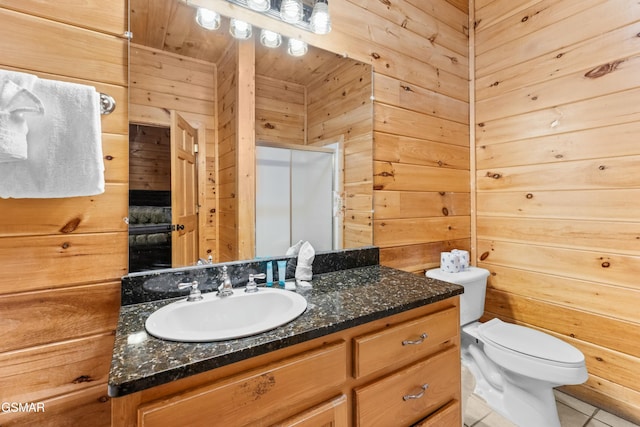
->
272, 394, 348, 427
412, 399, 460, 427
353, 307, 458, 378
139, 341, 346, 427
354, 345, 459, 427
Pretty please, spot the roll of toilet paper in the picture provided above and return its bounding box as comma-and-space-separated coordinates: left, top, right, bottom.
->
441, 251, 461, 273
452, 249, 470, 270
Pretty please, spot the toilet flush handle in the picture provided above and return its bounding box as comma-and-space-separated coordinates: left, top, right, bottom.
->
402, 332, 428, 346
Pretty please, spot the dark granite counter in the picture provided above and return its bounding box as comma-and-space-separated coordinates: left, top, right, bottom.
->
108, 264, 463, 397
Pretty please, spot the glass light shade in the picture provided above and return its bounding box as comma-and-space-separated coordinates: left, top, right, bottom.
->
195, 8, 221, 30
247, 0, 271, 12
287, 38, 308, 56
310, 1, 331, 34
280, 0, 303, 24
260, 29, 282, 48
229, 18, 252, 40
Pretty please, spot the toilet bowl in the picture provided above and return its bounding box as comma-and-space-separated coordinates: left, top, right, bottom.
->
426, 267, 588, 427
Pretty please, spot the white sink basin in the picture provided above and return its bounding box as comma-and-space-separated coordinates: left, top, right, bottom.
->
145, 287, 307, 342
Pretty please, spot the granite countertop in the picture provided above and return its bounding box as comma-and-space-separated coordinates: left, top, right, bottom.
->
108, 264, 463, 397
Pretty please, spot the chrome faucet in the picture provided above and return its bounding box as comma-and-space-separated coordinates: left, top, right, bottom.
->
196, 255, 213, 265
245, 273, 267, 293
177, 280, 203, 302
218, 266, 234, 297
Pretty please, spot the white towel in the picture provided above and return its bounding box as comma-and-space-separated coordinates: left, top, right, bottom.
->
295, 241, 315, 281
0, 69, 38, 90
0, 76, 44, 163
0, 70, 104, 198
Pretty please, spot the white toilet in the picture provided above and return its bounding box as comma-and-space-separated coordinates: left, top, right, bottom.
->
426, 267, 588, 427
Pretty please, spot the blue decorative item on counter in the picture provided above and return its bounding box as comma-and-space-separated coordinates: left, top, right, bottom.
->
266, 261, 273, 287
277, 260, 286, 287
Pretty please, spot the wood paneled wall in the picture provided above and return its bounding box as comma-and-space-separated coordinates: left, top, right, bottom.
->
1, 1, 470, 424
216, 43, 239, 262
15, 0, 640, 425
129, 124, 171, 191
473, 0, 640, 422
0, 1, 128, 425
369, 1, 471, 273
256, 75, 306, 145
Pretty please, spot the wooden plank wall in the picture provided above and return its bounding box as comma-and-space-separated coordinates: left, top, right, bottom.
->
307, 60, 374, 249
217, 44, 239, 262
0, 1, 127, 426
129, 124, 171, 191
367, 1, 471, 273
256, 75, 306, 145
129, 44, 218, 260
1, 0, 471, 424
473, 0, 640, 422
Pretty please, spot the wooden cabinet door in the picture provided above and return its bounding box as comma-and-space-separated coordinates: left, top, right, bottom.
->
138, 342, 346, 427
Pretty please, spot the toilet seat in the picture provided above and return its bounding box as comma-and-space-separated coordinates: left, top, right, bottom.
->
477, 319, 588, 385
478, 318, 585, 367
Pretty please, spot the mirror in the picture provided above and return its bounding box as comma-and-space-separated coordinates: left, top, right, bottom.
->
127, 0, 373, 273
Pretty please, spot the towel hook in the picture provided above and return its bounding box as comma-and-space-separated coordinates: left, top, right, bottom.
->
99, 93, 116, 115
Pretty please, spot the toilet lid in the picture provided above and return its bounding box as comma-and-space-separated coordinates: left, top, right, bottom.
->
478, 318, 585, 366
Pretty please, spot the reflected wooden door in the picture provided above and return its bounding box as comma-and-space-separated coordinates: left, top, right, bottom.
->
170, 111, 199, 267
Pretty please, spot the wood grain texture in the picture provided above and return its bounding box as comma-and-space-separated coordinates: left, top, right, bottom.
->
5, 0, 638, 424
0, 334, 115, 403
0, 4, 126, 424
474, 1, 640, 420
0, 8, 126, 86
0, 384, 111, 427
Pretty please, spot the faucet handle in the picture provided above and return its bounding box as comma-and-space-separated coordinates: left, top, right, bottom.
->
245, 273, 267, 293
178, 280, 203, 302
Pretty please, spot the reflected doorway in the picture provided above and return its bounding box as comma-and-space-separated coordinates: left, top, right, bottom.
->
127, 114, 201, 273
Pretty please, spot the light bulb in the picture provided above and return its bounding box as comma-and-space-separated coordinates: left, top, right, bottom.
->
280, 0, 303, 24
260, 29, 282, 48
247, 0, 270, 12
229, 18, 252, 40
195, 8, 220, 31
287, 38, 308, 57
310, 1, 331, 34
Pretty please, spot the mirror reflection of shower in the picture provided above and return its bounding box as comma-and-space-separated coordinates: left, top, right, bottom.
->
255, 141, 343, 257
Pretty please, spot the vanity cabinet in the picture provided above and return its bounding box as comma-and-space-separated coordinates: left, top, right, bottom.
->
111, 297, 460, 427
353, 306, 460, 427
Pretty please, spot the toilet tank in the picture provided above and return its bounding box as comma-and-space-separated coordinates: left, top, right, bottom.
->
426, 267, 490, 326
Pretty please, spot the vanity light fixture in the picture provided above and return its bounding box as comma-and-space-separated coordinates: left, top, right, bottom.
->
221, 0, 331, 35
287, 38, 308, 57
192, 2, 327, 56
310, 0, 331, 35
279, 0, 303, 24
260, 29, 283, 48
195, 7, 221, 30
246, 0, 271, 12
229, 18, 252, 39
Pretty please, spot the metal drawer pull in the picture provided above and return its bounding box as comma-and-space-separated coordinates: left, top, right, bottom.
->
403, 384, 429, 401
402, 333, 428, 346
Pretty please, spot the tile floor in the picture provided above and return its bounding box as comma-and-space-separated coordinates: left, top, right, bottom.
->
464, 389, 639, 427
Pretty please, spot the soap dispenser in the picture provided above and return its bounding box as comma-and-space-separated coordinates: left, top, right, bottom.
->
218, 265, 234, 297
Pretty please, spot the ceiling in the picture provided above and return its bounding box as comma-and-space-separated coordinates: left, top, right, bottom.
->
129, 0, 346, 86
